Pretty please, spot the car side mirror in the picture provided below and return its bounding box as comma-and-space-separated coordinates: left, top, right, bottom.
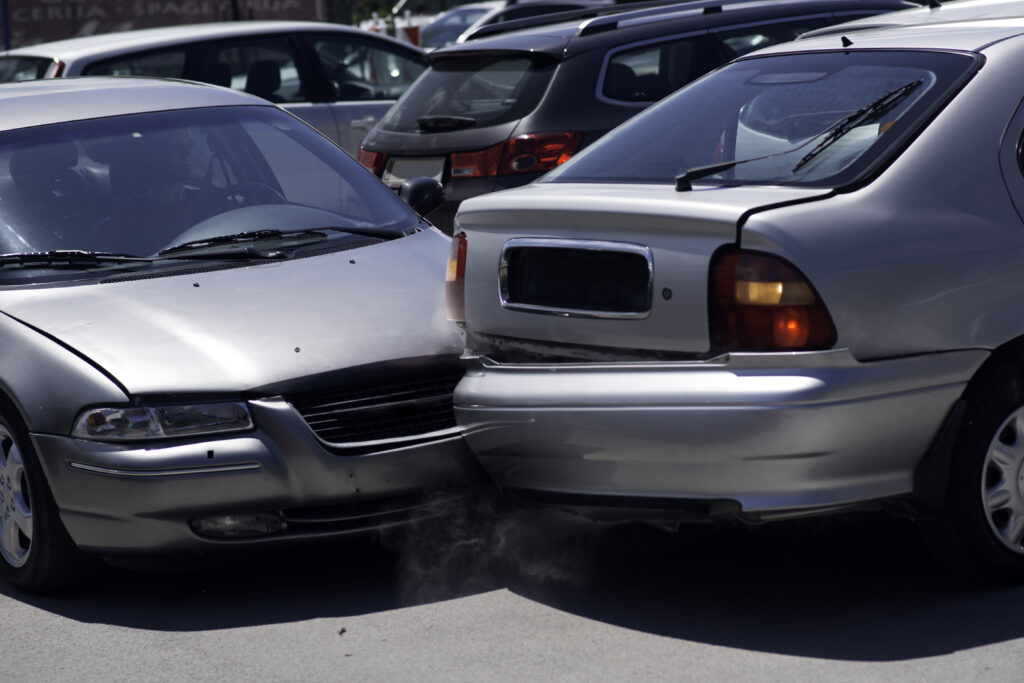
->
398, 176, 444, 217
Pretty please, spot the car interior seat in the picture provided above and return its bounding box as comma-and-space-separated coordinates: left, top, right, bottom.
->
245, 60, 284, 102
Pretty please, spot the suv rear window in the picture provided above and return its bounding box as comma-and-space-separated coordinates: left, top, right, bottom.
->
378, 55, 556, 133
548, 50, 978, 188
0, 56, 54, 82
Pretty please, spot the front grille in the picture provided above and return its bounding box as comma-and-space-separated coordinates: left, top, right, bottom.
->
286, 366, 463, 445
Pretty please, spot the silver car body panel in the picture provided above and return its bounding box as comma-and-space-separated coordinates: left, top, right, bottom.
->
452, 27, 1024, 516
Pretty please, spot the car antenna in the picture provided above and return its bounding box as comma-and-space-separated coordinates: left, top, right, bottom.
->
841, 35, 853, 48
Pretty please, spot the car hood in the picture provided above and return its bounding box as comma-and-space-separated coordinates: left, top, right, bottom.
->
457, 182, 833, 355
0, 230, 462, 396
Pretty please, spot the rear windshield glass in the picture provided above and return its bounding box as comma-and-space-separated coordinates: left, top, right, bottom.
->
545, 50, 977, 187
377, 54, 556, 133
0, 56, 53, 82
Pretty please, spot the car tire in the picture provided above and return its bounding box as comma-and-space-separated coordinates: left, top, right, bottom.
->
924, 349, 1024, 582
0, 407, 94, 593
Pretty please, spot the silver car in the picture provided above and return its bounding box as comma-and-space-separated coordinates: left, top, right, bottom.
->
0, 21, 428, 155
0, 77, 483, 593
450, 2, 1024, 580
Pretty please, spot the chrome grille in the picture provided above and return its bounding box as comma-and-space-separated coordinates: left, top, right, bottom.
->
286, 366, 463, 444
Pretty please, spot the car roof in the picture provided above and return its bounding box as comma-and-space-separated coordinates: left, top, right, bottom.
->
799, 0, 1024, 38
0, 20, 419, 61
752, 14, 1024, 53
0, 76, 267, 132
432, 0, 915, 59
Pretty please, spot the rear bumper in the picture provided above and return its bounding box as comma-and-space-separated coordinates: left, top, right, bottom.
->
454, 348, 987, 518
34, 397, 488, 555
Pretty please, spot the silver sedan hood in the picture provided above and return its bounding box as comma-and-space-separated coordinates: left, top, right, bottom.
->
0, 230, 461, 395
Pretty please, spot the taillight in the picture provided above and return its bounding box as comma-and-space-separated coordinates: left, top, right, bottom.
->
50, 59, 65, 78
709, 248, 836, 351
450, 132, 583, 179
358, 148, 386, 176
445, 232, 467, 322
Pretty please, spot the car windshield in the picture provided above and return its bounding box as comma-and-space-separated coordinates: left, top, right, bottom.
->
544, 50, 978, 187
0, 105, 417, 282
420, 7, 495, 48
0, 56, 53, 82
378, 54, 556, 132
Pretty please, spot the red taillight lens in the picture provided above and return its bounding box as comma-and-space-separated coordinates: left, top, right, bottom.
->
358, 148, 386, 176
450, 132, 583, 179
51, 59, 66, 78
709, 249, 836, 351
445, 232, 467, 322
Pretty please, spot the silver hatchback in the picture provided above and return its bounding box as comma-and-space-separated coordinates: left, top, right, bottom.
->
450, 3, 1024, 580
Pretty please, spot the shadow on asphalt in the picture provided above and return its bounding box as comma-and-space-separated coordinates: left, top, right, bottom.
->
3, 496, 1023, 661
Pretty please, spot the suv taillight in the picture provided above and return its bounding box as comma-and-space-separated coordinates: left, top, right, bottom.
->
450, 132, 583, 179
710, 248, 836, 351
358, 148, 386, 176
445, 232, 467, 322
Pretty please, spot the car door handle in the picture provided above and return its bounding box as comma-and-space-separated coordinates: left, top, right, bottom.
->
350, 116, 378, 130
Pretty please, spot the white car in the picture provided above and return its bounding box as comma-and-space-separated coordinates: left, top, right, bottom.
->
449, 0, 1024, 580
0, 21, 428, 155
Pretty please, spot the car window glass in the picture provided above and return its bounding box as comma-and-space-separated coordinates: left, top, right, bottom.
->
83, 48, 187, 78
494, 4, 580, 22
421, 7, 494, 48
309, 36, 426, 102
0, 56, 54, 82
714, 17, 829, 58
200, 39, 305, 103
0, 106, 415, 276
549, 51, 976, 188
379, 55, 556, 132
602, 36, 701, 103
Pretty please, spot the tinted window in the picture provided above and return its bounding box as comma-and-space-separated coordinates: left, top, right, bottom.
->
199, 38, 306, 103
715, 17, 829, 58
379, 55, 556, 132
84, 48, 187, 78
0, 106, 415, 280
309, 36, 426, 101
602, 36, 706, 103
421, 7, 494, 48
0, 56, 54, 82
549, 51, 978, 188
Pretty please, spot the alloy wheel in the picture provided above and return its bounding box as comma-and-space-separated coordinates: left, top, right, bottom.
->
0, 424, 32, 568
981, 406, 1024, 555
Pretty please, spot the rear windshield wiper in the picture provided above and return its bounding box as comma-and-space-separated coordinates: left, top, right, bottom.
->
675, 80, 923, 191
416, 115, 477, 132
791, 80, 922, 173
0, 250, 153, 269
157, 227, 397, 257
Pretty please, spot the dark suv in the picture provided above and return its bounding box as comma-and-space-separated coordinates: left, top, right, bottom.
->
358, 0, 916, 232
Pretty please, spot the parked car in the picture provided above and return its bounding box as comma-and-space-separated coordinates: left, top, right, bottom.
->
448, 2, 1024, 580
358, 0, 916, 232
419, 0, 613, 48
0, 77, 482, 594
0, 21, 428, 155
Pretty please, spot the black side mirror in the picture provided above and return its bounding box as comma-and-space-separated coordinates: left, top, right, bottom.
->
398, 176, 445, 217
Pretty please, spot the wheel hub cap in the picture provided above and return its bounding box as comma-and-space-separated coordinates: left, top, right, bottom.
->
982, 407, 1024, 555
0, 425, 31, 568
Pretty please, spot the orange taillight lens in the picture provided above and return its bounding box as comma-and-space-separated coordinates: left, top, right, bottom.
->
445, 232, 467, 322
710, 249, 835, 351
450, 132, 583, 179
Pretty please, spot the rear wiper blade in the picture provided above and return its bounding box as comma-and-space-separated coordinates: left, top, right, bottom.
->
791, 80, 922, 173
157, 227, 395, 257
416, 115, 477, 132
675, 80, 923, 191
0, 250, 152, 269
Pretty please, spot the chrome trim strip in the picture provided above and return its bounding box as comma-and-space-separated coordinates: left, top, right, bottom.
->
499, 237, 653, 319
69, 462, 262, 478
325, 425, 464, 450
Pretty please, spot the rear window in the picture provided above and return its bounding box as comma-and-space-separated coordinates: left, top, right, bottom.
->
377, 54, 556, 133
548, 50, 978, 188
0, 56, 54, 82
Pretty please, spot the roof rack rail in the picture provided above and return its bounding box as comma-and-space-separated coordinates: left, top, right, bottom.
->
461, 0, 692, 42
577, 0, 790, 35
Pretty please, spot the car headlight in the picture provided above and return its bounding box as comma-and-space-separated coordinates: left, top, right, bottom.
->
72, 402, 253, 441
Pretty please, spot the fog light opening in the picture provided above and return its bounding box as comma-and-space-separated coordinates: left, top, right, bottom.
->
190, 513, 286, 539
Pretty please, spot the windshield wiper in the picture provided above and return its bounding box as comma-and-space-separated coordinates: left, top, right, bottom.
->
416, 115, 477, 132
791, 80, 922, 173
0, 250, 153, 269
157, 227, 395, 257
675, 80, 923, 191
